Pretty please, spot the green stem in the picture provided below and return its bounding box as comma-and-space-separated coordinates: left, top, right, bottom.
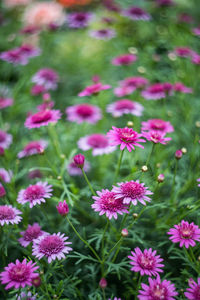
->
145, 143, 155, 167
81, 168, 96, 196
66, 216, 101, 264
135, 274, 142, 299
101, 219, 109, 276
114, 149, 124, 183
102, 288, 106, 300
48, 124, 62, 158
171, 160, 178, 206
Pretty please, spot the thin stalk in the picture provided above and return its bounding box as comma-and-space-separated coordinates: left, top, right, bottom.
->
171, 160, 178, 206
145, 143, 155, 167
81, 168, 96, 196
48, 124, 62, 158
135, 274, 142, 299
114, 149, 124, 183
101, 219, 109, 276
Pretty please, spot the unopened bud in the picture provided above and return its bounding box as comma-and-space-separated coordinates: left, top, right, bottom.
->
141, 165, 148, 172
99, 278, 107, 289
57, 176, 62, 180
56, 200, 69, 216
32, 275, 41, 287
196, 121, 200, 128
128, 47, 137, 54
175, 150, 182, 159
168, 53, 177, 61
181, 147, 187, 154
127, 121, 134, 127
60, 154, 65, 159
133, 213, 138, 219
157, 174, 164, 183
156, 163, 161, 168
53, 295, 57, 299
198, 256, 200, 261
40, 271, 44, 275
137, 66, 146, 73
121, 228, 128, 237
73, 154, 85, 168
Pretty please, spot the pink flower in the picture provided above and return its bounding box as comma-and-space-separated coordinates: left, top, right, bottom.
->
173, 47, 194, 58
111, 54, 137, 66
192, 27, 200, 37
192, 54, 200, 65
122, 6, 151, 21
106, 99, 144, 117
17, 181, 53, 208
175, 149, 182, 159
17, 291, 37, 300
25, 109, 61, 129
92, 189, 129, 220
0, 205, 22, 226
67, 12, 93, 28
66, 104, 102, 124
0, 130, 12, 149
128, 247, 164, 276
0, 168, 12, 183
89, 28, 116, 40
0, 259, 39, 290
56, 200, 69, 216
121, 76, 148, 89
0, 48, 28, 65
78, 82, 111, 97
185, 278, 200, 299
156, 0, 174, 6
178, 13, 193, 24
173, 82, 193, 93
28, 170, 43, 179
19, 223, 47, 247
114, 86, 136, 97
141, 119, 174, 133
0, 97, 13, 109
78, 133, 116, 156
32, 68, 59, 90
99, 277, 107, 288
31, 84, 46, 96
142, 131, 172, 144
17, 140, 48, 158
112, 180, 153, 205
37, 100, 54, 111
138, 276, 178, 299
197, 178, 200, 187
0, 183, 6, 197
107, 126, 146, 152
167, 220, 200, 248
19, 44, 41, 58
67, 160, 90, 176
141, 83, 166, 100
73, 154, 85, 168
32, 232, 72, 263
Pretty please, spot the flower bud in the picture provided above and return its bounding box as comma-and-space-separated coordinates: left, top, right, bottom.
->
196, 121, 200, 128
175, 149, 182, 159
0, 183, 6, 197
73, 154, 85, 168
0, 146, 4, 156
157, 174, 164, 183
127, 121, 134, 127
32, 275, 41, 287
56, 200, 69, 216
133, 213, 138, 219
43, 93, 51, 101
181, 147, 187, 154
141, 165, 148, 172
99, 278, 107, 289
121, 228, 128, 237
28, 170, 43, 179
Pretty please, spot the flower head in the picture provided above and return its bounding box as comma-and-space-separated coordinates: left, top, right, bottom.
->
66, 104, 102, 124
73, 154, 85, 168
173, 47, 194, 58
0, 259, 39, 290
89, 28, 116, 40
78, 82, 111, 97
142, 131, 172, 144
56, 200, 69, 216
122, 6, 151, 21
175, 149, 182, 159
0, 205, 22, 226
67, 160, 90, 176
111, 54, 137, 66
92, 189, 129, 220
167, 220, 200, 248
18, 140, 48, 158
0, 183, 6, 197
0, 48, 28, 65
112, 180, 153, 205
25, 109, 61, 129
78, 133, 116, 156
197, 178, 200, 187
17, 181, 53, 208
141, 83, 166, 100
67, 12, 93, 28
99, 277, 107, 288
106, 99, 144, 117
107, 126, 145, 152
128, 247, 164, 276
193, 27, 200, 37
32, 68, 59, 90
0, 168, 12, 183
138, 276, 178, 299
141, 119, 174, 133
0, 97, 13, 110
0, 130, 12, 149
32, 232, 72, 263
185, 278, 200, 299
19, 223, 47, 247
173, 82, 193, 93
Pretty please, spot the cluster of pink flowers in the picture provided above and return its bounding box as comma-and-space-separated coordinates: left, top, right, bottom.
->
114, 76, 148, 97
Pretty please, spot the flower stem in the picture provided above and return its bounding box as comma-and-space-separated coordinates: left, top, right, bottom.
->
145, 143, 155, 167
101, 219, 109, 276
171, 159, 178, 207
48, 124, 63, 159
81, 168, 96, 196
114, 149, 124, 183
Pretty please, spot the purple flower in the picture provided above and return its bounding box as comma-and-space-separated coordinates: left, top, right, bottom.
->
0, 130, 12, 149
56, 200, 69, 216
78, 82, 111, 97
142, 131, 172, 145
89, 28, 116, 40
122, 6, 151, 21
141, 119, 174, 133
106, 99, 144, 117
67, 12, 93, 28
111, 54, 137, 66
185, 278, 200, 299
17, 140, 48, 158
32, 68, 59, 90
0, 168, 12, 183
0, 205, 22, 226
141, 83, 166, 100
19, 223, 47, 247
25, 109, 61, 129
66, 104, 102, 124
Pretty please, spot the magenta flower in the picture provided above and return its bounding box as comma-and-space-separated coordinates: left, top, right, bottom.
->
66, 104, 102, 124
0, 130, 12, 149
0, 168, 12, 183
56, 200, 69, 216
32, 68, 59, 90
128, 247, 164, 276
156, 0, 174, 6
0, 48, 28, 65
78, 133, 116, 156
31, 84, 46, 96
0, 259, 39, 290
173, 82, 193, 93
17, 181, 53, 208
178, 13, 193, 24
19, 223, 47, 247
99, 277, 107, 288
0, 183, 6, 197
175, 149, 182, 159
111, 54, 137, 66
25, 109, 61, 129
107, 126, 146, 152
122, 6, 151, 21
138, 276, 178, 299
89, 28, 116, 40
17, 140, 48, 158
32, 232, 72, 263
141, 83, 166, 100
114, 76, 148, 97
185, 278, 200, 299
37, 100, 54, 111
106, 99, 144, 117
78, 82, 111, 97
173, 47, 194, 58
67, 160, 91, 176
114, 85, 136, 97
19, 44, 41, 58
192, 27, 200, 37
0, 205, 22, 226
142, 131, 172, 145
73, 154, 85, 168
192, 54, 200, 65
112, 180, 153, 205
141, 119, 174, 133
167, 220, 200, 248
197, 178, 200, 187
92, 189, 129, 220
0, 97, 13, 109
67, 12, 93, 28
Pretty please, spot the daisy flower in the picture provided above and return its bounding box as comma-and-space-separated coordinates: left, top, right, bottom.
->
111, 54, 137, 66
17, 181, 53, 208
173, 82, 193, 93
141, 83, 166, 100
17, 140, 48, 158
78, 82, 111, 97
120, 76, 149, 89
0, 259, 39, 290
24, 109, 61, 129
107, 126, 146, 152
0, 130, 12, 149
0, 205, 22, 226
0, 168, 12, 183
0, 48, 28, 65
106, 99, 144, 117
185, 278, 200, 299
32, 232, 72, 263
67, 160, 91, 176
19, 44, 41, 58
89, 28, 116, 40
167, 220, 200, 248
142, 131, 172, 144
32, 68, 59, 90
19, 223, 47, 247
112, 180, 153, 205
138, 276, 178, 300
128, 247, 164, 276
122, 6, 151, 21
67, 12, 93, 28
66, 104, 102, 124
173, 47, 194, 58
78, 133, 116, 156
92, 189, 129, 220
114, 85, 136, 97
141, 119, 174, 133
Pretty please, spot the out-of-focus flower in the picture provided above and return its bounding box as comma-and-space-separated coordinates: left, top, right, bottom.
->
99, 278, 107, 288
191, 54, 200, 65
89, 28, 116, 40
157, 174, 165, 183
67, 160, 90, 176
67, 12, 93, 28
19, 223, 47, 247
107, 99, 144, 117
156, 0, 174, 6
66, 104, 102, 124
122, 6, 151, 21
173, 82, 193, 93
0, 168, 12, 183
56, 200, 69, 216
185, 278, 200, 299
178, 13, 193, 24
142, 131, 171, 144
173, 47, 194, 58
0, 97, 13, 110
197, 178, 200, 187
58, 0, 92, 7
111, 54, 137, 66
0, 130, 12, 149
142, 119, 174, 133
121, 228, 128, 236
17, 140, 47, 158
78, 82, 111, 97
3, 0, 31, 8
73, 154, 85, 168
17, 291, 37, 300
32, 275, 41, 288
31, 85, 46, 96
28, 170, 43, 179
192, 27, 200, 37
0, 205, 22, 226
32, 68, 59, 90
114, 76, 148, 97
141, 83, 166, 100
0, 183, 6, 197
25, 109, 61, 129
175, 149, 182, 159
